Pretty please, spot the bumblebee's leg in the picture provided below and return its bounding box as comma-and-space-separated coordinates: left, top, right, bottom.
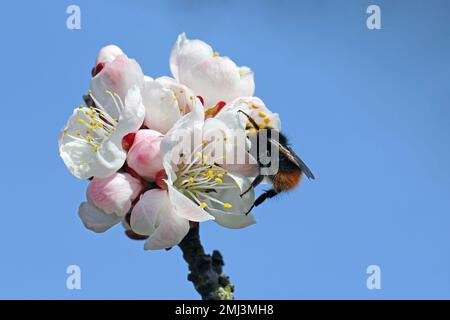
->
254, 189, 278, 207
240, 175, 264, 197
245, 188, 278, 215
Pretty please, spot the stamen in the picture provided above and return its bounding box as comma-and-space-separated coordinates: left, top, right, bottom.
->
223, 203, 232, 209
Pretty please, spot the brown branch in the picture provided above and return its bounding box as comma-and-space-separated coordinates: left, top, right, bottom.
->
178, 224, 234, 300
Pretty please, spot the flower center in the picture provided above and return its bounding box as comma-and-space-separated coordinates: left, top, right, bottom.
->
63, 90, 124, 153
174, 151, 234, 211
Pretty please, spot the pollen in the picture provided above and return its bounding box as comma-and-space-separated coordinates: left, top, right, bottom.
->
217, 173, 223, 178
199, 202, 207, 209
88, 90, 92, 94
213, 51, 220, 57
78, 105, 84, 109
76, 131, 81, 136
188, 177, 194, 184
215, 178, 223, 184
86, 135, 92, 142
251, 104, 259, 109
208, 170, 214, 178
258, 112, 267, 118
264, 118, 271, 124
223, 203, 232, 209
92, 146, 98, 152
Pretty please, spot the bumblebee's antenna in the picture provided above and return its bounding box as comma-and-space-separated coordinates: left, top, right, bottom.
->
238, 110, 260, 130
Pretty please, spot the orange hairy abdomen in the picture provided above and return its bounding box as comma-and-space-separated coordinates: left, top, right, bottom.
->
273, 170, 302, 192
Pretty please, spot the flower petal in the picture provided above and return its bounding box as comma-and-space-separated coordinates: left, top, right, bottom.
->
170, 34, 255, 108
168, 185, 215, 222
130, 189, 190, 250
78, 201, 121, 233
90, 55, 144, 118
218, 96, 281, 131
142, 77, 182, 134
170, 33, 213, 81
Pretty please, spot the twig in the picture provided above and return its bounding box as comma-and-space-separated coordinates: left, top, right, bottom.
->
178, 224, 234, 300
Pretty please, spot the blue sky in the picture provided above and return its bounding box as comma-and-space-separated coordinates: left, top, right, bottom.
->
1, 0, 450, 299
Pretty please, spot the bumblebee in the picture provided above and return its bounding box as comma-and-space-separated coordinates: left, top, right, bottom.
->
238, 110, 315, 214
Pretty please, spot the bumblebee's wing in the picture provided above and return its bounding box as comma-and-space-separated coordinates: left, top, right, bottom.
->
269, 138, 315, 180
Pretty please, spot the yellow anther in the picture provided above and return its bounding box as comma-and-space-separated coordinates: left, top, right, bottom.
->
96, 122, 103, 128
217, 173, 223, 178
264, 118, 271, 124
211, 162, 216, 168
208, 170, 214, 178
92, 146, 98, 152
76, 131, 81, 136
213, 51, 220, 57
223, 203, 232, 209
77, 118, 87, 125
215, 178, 223, 184
199, 202, 207, 209
258, 112, 267, 118
86, 135, 92, 142
89, 106, 94, 110
78, 104, 84, 109
188, 177, 194, 184
88, 90, 92, 94
251, 104, 259, 109
259, 124, 266, 129
223, 136, 228, 142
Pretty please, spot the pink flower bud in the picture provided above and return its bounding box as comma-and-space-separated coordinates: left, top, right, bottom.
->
126, 129, 164, 181
96, 45, 124, 65
87, 172, 143, 217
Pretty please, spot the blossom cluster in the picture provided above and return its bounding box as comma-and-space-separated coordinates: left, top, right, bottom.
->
59, 34, 281, 250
